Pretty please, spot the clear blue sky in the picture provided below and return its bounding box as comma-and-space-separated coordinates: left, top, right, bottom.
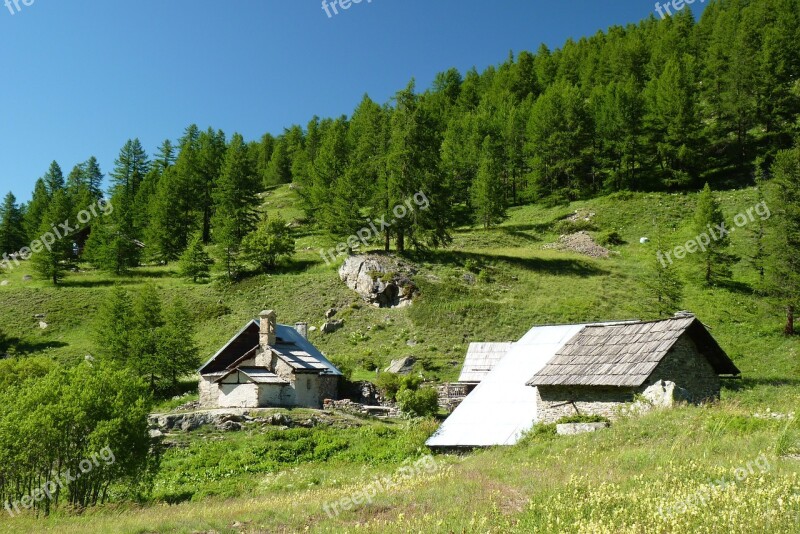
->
0, 0, 709, 202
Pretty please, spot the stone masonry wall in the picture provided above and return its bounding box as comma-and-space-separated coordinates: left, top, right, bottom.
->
535, 333, 722, 423
645, 335, 721, 402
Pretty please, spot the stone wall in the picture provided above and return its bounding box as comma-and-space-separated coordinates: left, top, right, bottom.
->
535, 333, 723, 423
646, 335, 721, 402
536, 386, 634, 423
198, 376, 220, 408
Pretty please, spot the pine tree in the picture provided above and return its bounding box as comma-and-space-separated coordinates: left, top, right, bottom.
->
241, 216, 295, 272
643, 249, 684, 319
212, 133, 260, 278
693, 183, 732, 284
83, 156, 105, 200
179, 233, 213, 283
130, 284, 164, 389
471, 136, 506, 228
764, 144, 800, 335
0, 192, 27, 254
30, 190, 72, 285
43, 161, 65, 197
24, 179, 50, 241
157, 298, 200, 392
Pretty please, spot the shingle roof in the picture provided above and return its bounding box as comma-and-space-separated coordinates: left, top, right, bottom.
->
458, 342, 515, 383
526, 316, 740, 387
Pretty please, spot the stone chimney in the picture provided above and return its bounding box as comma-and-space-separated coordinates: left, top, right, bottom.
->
260, 310, 277, 348
294, 322, 308, 339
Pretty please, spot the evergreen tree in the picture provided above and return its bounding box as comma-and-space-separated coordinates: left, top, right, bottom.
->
130, 284, 164, 389
30, 190, 72, 285
471, 136, 506, 228
212, 133, 260, 278
693, 183, 732, 284
0, 192, 26, 254
241, 216, 295, 272
83, 156, 105, 200
179, 233, 213, 283
157, 298, 200, 392
764, 144, 800, 335
43, 161, 65, 197
24, 179, 50, 241
643, 250, 684, 319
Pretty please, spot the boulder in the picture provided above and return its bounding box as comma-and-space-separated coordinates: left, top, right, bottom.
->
22, 275, 32, 281
0, 280, 8, 286
267, 413, 292, 426
39, 321, 48, 330
642, 380, 689, 407
322, 319, 344, 334
385, 356, 416, 375
325, 308, 338, 319
338, 255, 418, 308
217, 421, 243, 432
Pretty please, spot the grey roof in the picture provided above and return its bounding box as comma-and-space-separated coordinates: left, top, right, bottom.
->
527, 316, 740, 388
199, 320, 342, 376
458, 342, 515, 383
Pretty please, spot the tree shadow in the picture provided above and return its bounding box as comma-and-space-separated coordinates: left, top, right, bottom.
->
409, 250, 609, 277
3, 338, 69, 355
723, 377, 800, 392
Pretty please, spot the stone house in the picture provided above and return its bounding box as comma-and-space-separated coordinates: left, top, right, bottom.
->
198, 310, 341, 409
427, 313, 740, 447
526, 314, 740, 423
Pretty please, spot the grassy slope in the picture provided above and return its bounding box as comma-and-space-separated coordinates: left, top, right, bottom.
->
0, 185, 799, 532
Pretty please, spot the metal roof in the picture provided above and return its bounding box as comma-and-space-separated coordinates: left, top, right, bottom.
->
427, 323, 595, 448
198, 320, 342, 376
458, 342, 515, 383
527, 316, 740, 387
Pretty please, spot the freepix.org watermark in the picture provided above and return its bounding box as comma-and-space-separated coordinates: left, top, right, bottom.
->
322, 0, 372, 18
319, 191, 430, 265
657, 200, 770, 268
654, 0, 705, 20
4, 0, 34, 16
3, 446, 116, 517
658, 453, 771, 520
1, 198, 113, 271
322, 454, 440, 518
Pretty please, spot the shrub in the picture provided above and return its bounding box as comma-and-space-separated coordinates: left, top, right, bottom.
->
597, 230, 625, 246
376, 373, 401, 401
552, 219, 597, 234
396, 387, 439, 417
555, 414, 610, 424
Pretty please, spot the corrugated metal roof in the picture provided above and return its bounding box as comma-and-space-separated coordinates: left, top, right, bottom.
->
238, 367, 289, 385
427, 323, 600, 448
458, 342, 515, 383
527, 316, 739, 387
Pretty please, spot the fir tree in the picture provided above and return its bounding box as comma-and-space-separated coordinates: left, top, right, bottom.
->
30, 190, 72, 285
0, 192, 27, 254
693, 183, 732, 284
179, 233, 213, 283
471, 136, 506, 228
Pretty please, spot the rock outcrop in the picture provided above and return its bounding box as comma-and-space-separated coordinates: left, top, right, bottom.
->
338, 255, 418, 308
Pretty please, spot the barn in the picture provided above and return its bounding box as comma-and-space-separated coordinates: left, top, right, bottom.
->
427, 313, 740, 447
198, 310, 342, 409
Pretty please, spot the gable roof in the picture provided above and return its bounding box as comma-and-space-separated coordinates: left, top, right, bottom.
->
427, 323, 608, 448
458, 342, 515, 383
198, 320, 342, 376
526, 315, 740, 388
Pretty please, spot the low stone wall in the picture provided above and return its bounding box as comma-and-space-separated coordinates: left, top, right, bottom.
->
536, 386, 635, 424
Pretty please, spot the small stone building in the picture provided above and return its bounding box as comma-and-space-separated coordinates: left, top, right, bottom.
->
526, 314, 740, 423
198, 310, 341, 409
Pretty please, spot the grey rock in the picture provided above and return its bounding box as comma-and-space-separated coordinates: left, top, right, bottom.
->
0, 280, 9, 286
325, 308, 338, 319
217, 421, 243, 432
385, 356, 416, 375
149, 429, 164, 439
38, 321, 48, 330
338, 255, 419, 308
267, 413, 292, 426
321, 319, 344, 334
22, 275, 32, 281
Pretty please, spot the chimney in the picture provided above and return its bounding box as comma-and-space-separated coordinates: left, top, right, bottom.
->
259, 310, 277, 347
294, 322, 308, 339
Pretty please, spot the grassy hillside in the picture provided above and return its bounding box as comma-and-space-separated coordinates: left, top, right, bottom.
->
0, 186, 798, 532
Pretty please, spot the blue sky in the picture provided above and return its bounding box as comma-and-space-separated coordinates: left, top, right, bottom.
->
0, 0, 709, 201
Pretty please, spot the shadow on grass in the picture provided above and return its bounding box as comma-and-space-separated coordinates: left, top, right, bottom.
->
723, 377, 800, 392
4, 338, 69, 355
234, 259, 321, 282
409, 250, 609, 277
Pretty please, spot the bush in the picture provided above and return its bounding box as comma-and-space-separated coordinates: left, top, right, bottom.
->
375, 373, 401, 400
555, 414, 610, 424
552, 219, 597, 234
597, 230, 625, 246
396, 387, 439, 417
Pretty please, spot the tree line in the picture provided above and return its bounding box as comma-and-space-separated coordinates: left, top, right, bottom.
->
0, 0, 798, 278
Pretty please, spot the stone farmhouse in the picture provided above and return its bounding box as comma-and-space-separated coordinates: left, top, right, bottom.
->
428, 313, 740, 447
198, 310, 342, 409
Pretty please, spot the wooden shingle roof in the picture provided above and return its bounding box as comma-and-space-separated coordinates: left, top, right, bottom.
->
526, 315, 740, 387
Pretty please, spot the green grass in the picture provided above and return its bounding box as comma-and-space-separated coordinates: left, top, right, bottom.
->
1, 184, 799, 532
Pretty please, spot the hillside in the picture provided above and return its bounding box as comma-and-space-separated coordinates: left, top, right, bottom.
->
0, 185, 798, 532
